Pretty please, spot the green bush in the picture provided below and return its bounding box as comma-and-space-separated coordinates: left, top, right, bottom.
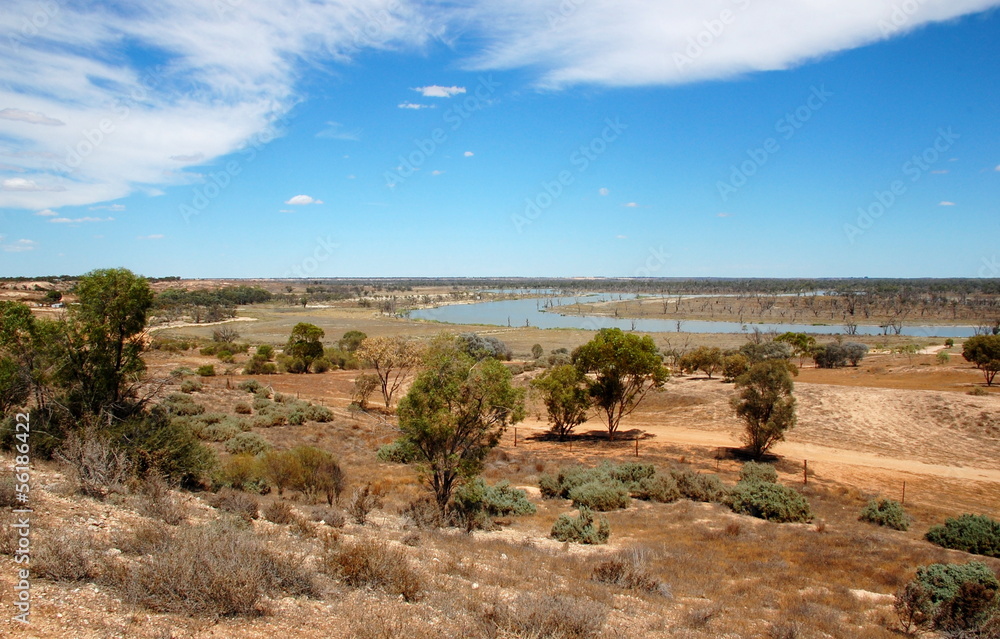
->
225, 432, 271, 456
896, 561, 1000, 634
377, 440, 419, 463
110, 408, 216, 488
551, 507, 610, 544
610, 463, 655, 486
196, 365, 216, 377
632, 475, 680, 503
859, 498, 910, 531
237, 380, 268, 395
233, 401, 252, 415
303, 404, 333, 423
215, 454, 267, 493
482, 480, 536, 516
163, 393, 204, 416
243, 358, 277, 375
309, 358, 331, 373
569, 480, 630, 511
739, 462, 777, 484
926, 514, 1000, 557
251, 413, 287, 429
728, 481, 812, 523
453, 479, 535, 530
671, 469, 729, 503
252, 396, 271, 411
539, 473, 561, 499
199, 421, 241, 442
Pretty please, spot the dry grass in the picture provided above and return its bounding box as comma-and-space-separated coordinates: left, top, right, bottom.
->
323, 537, 423, 601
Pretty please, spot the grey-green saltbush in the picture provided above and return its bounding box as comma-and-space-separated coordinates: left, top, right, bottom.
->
632, 475, 680, 503
569, 480, 630, 512
728, 481, 812, 523
739, 462, 777, 484
925, 514, 1000, 557
377, 440, 419, 464
859, 498, 910, 531
671, 469, 729, 503
224, 432, 271, 456
551, 507, 610, 544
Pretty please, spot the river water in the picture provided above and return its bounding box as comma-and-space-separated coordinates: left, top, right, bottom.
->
408, 293, 979, 338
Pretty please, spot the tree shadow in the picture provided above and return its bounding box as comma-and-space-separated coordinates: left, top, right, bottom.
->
524, 428, 656, 443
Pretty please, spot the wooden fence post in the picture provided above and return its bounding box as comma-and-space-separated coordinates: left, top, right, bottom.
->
901, 481, 906, 505
804, 460, 808, 485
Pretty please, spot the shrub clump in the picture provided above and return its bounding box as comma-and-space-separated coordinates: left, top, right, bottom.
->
552, 507, 610, 544
376, 440, 419, 463
180, 379, 202, 394
632, 475, 681, 503
592, 547, 666, 594
210, 488, 259, 522
859, 498, 911, 531
671, 469, 729, 503
569, 480, 631, 512
925, 514, 1000, 557
108, 521, 317, 616
728, 481, 812, 523
323, 538, 422, 601
453, 478, 536, 529
894, 561, 1000, 635
224, 432, 271, 456
739, 461, 778, 484
196, 364, 216, 377
609, 463, 655, 485
263, 501, 297, 525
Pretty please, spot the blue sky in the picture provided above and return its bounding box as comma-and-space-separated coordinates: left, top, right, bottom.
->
0, 0, 998, 278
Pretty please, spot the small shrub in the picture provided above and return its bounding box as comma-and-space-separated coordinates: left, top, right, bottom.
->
377, 440, 418, 463
539, 473, 561, 499
453, 479, 536, 530
323, 538, 422, 601
196, 364, 216, 377
251, 413, 287, 429
347, 483, 384, 525
312, 507, 346, 528
233, 401, 252, 414
303, 403, 334, 423
609, 463, 655, 486
56, 429, 133, 499
728, 481, 812, 523
262, 450, 299, 496
0, 474, 18, 508
400, 497, 444, 529
969, 386, 989, 396
108, 521, 318, 616
237, 379, 267, 395
252, 396, 271, 411
215, 454, 266, 492
479, 593, 607, 639
551, 507, 610, 544
739, 461, 778, 484
34, 531, 99, 582
592, 547, 665, 594
672, 469, 729, 503
936, 351, 950, 365
162, 393, 205, 416
134, 473, 185, 525
264, 501, 296, 525
895, 561, 1000, 634
199, 421, 241, 442
926, 514, 1000, 557
569, 480, 630, 511
225, 432, 271, 456
632, 475, 680, 503
180, 379, 202, 394
210, 488, 259, 522
482, 480, 536, 516
859, 498, 911, 531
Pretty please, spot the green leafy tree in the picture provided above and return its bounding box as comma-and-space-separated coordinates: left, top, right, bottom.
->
775, 332, 816, 364
963, 335, 1000, 386
679, 346, 724, 378
396, 338, 525, 514
531, 364, 591, 440
56, 268, 154, 416
285, 323, 325, 371
731, 359, 797, 459
0, 301, 39, 414
572, 328, 668, 440
531, 343, 544, 359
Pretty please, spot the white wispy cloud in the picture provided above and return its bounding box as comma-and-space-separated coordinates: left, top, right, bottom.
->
939, 201, 956, 206
0, 108, 64, 126
89, 204, 126, 212
285, 194, 323, 205
431, 170, 445, 175
398, 102, 433, 110
49, 216, 113, 224
413, 85, 466, 97
457, 0, 1000, 87
1, 238, 37, 252
137, 234, 164, 240
0, 0, 435, 210
316, 121, 361, 141
622, 202, 639, 208
2, 178, 57, 192
34, 208, 58, 216
615, 234, 627, 239
717, 212, 733, 218
598, 187, 609, 196
463, 151, 474, 157
995, 165, 1000, 171
169, 153, 206, 163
